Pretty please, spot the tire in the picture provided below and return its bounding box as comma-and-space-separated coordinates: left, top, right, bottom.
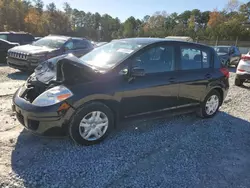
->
235, 77, 243, 86
69, 102, 114, 146
197, 90, 221, 118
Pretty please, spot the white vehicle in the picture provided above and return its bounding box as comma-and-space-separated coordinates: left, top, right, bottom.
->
165, 36, 193, 42
235, 53, 250, 86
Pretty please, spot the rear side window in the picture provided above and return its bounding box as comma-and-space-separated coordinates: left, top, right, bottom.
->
180, 46, 211, 70
21, 34, 34, 43
0, 34, 7, 40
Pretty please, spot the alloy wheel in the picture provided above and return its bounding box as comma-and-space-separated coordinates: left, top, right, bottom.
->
79, 111, 109, 141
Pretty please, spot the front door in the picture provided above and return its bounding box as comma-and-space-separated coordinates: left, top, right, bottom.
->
119, 44, 180, 118
177, 45, 213, 106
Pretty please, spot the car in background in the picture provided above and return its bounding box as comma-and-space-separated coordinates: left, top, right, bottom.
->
0, 31, 35, 45
235, 52, 250, 86
7, 35, 94, 71
34, 37, 42, 41
12, 38, 229, 145
0, 39, 19, 63
95, 42, 108, 47
214, 46, 241, 67
165, 36, 193, 42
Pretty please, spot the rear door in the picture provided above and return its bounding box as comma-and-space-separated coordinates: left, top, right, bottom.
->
119, 43, 180, 117
177, 44, 213, 106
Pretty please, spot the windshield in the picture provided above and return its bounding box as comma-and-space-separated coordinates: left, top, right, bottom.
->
215, 47, 229, 54
79, 41, 143, 69
32, 37, 67, 49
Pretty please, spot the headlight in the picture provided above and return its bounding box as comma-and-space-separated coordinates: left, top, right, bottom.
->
32, 85, 73, 107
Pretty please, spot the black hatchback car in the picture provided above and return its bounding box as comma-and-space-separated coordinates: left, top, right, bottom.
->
12, 38, 229, 145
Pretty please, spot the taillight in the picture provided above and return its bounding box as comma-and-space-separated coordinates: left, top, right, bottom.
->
220, 67, 229, 78
240, 55, 250, 61
237, 69, 245, 72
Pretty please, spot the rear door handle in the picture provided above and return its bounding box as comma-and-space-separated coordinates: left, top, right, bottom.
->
169, 78, 176, 83
205, 74, 211, 79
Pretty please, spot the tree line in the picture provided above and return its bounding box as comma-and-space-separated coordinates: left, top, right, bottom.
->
0, 0, 250, 42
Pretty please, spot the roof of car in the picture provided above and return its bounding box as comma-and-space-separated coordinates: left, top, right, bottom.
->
214, 45, 232, 48
0, 31, 31, 35
46, 35, 88, 41
112, 37, 210, 48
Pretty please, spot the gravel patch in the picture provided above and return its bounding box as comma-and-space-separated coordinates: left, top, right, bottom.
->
0, 66, 250, 188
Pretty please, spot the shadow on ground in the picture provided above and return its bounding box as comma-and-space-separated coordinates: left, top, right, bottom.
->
11, 112, 250, 188
7, 71, 30, 81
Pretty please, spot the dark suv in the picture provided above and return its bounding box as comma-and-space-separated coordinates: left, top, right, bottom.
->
0, 31, 34, 45
7, 35, 94, 71
214, 46, 241, 67
12, 38, 229, 145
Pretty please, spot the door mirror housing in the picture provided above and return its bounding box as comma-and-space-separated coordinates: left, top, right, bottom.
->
63, 46, 70, 52
119, 68, 128, 76
131, 67, 145, 77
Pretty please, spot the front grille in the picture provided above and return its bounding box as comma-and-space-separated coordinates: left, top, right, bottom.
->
28, 119, 39, 131
8, 51, 28, 60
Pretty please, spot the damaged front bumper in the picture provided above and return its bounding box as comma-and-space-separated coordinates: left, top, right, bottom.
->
12, 86, 75, 137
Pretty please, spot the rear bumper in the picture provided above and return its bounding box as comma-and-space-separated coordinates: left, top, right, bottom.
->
236, 73, 250, 80
7, 57, 39, 71
12, 86, 75, 136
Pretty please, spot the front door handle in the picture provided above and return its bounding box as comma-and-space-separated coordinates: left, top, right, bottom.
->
205, 74, 211, 79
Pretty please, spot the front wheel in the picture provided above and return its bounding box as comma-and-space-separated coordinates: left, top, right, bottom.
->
197, 90, 221, 118
69, 102, 114, 146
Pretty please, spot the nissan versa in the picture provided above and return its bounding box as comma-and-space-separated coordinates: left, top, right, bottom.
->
12, 38, 229, 145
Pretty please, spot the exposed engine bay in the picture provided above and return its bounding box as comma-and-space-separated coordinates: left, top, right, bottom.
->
23, 54, 98, 103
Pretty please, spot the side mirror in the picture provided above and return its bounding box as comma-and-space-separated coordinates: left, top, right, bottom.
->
63, 46, 69, 52
119, 68, 128, 76
131, 67, 145, 77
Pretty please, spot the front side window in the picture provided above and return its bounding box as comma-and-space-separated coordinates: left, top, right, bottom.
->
133, 45, 175, 73
73, 40, 88, 50
64, 41, 74, 50
33, 37, 67, 49
181, 46, 210, 70
80, 41, 143, 69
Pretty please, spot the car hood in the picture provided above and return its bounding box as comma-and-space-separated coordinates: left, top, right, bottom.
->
33, 54, 99, 84
8, 44, 56, 55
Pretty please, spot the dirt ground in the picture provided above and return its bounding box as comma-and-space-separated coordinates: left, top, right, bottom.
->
1, 65, 250, 188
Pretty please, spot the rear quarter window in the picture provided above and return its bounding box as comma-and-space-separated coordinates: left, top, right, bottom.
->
180, 46, 211, 70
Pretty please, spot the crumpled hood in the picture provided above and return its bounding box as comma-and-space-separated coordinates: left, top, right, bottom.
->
9, 44, 56, 55
33, 54, 95, 84
34, 54, 69, 84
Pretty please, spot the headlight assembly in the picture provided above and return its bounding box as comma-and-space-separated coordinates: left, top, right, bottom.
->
32, 85, 73, 107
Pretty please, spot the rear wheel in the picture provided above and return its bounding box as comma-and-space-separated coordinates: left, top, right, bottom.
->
235, 77, 244, 86
197, 90, 221, 118
69, 102, 114, 146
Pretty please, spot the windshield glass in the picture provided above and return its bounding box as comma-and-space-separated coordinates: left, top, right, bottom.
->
80, 41, 143, 69
0, 34, 7, 41
32, 37, 67, 49
215, 47, 229, 54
